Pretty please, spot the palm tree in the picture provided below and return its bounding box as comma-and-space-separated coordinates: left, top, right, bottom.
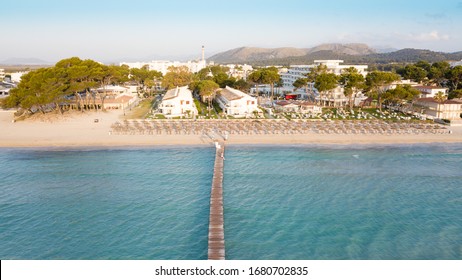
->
433, 91, 448, 119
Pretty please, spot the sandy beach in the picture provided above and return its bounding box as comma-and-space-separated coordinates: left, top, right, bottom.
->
1, 109, 461, 148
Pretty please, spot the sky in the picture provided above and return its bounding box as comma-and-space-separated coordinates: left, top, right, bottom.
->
1, 0, 461, 63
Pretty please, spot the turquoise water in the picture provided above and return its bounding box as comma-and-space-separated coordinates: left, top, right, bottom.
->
0, 145, 461, 259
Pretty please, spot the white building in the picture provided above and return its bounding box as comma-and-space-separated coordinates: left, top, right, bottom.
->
0, 86, 10, 98
225, 64, 253, 80
314, 60, 368, 75
413, 98, 462, 120
215, 86, 259, 117
158, 86, 198, 118
412, 85, 449, 98
315, 86, 349, 107
273, 100, 322, 114
384, 79, 420, 91
10, 71, 28, 83
94, 85, 132, 97
0, 68, 5, 80
450, 60, 462, 67
121, 60, 207, 76
280, 60, 368, 103
121, 47, 208, 75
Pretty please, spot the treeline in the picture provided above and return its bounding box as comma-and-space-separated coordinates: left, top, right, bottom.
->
395, 61, 462, 98
292, 62, 461, 109
250, 49, 462, 67
2, 57, 255, 117
2, 57, 162, 115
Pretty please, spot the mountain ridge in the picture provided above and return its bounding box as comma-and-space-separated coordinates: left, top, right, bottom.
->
0, 57, 51, 65
208, 43, 376, 63
208, 44, 462, 65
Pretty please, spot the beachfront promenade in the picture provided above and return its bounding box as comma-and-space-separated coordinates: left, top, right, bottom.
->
208, 142, 225, 260
110, 119, 451, 136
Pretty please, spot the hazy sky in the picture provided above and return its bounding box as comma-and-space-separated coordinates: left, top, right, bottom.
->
1, 0, 461, 63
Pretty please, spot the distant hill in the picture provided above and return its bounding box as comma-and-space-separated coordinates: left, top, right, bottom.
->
0, 57, 50, 65
208, 44, 462, 66
208, 43, 376, 64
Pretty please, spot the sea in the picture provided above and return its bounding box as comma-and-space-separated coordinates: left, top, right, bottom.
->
0, 144, 461, 260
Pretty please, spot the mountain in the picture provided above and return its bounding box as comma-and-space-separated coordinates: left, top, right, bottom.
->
209, 45, 462, 66
308, 43, 375, 55
208, 43, 376, 64
208, 47, 308, 64
0, 57, 50, 65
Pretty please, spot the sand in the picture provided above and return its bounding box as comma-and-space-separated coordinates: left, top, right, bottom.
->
1, 109, 461, 148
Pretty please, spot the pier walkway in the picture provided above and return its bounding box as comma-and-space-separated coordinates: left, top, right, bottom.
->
208, 142, 225, 260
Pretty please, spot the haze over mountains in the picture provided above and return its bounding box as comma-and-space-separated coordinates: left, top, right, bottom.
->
208, 43, 462, 65
0, 57, 50, 65
208, 43, 376, 63
2, 43, 462, 66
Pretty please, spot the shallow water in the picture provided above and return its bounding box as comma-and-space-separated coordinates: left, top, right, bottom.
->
0, 144, 461, 259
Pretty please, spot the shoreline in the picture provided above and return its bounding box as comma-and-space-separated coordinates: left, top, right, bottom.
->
1, 110, 461, 148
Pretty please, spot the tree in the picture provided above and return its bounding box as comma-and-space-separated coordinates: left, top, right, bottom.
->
4, 57, 130, 116
233, 79, 250, 92
448, 89, 462, 100
339, 67, 365, 109
434, 91, 447, 104
260, 67, 280, 103
398, 64, 427, 83
197, 80, 219, 116
304, 64, 327, 101
382, 85, 420, 107
5, 68, 68, 115
429, 61, 450, 87
248, 70, 262, 96
95, 65, 129, 111
293, 77, 309, 94
415, 60, 431, 72
130, 65, 162, 96
365, 71, 400, 111
446, 66, 462, 91
55, 57, 86, 111
314, 73, 338, 107
162, 66, 192, 89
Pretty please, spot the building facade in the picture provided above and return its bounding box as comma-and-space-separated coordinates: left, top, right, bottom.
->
121, 47, 208, 75
273, 100, 322, 114
413, 98, 462, 120
280, 60, 368, 104
412, 85, 449, 98
158, 86, 198, 118
215, 86, 259, 117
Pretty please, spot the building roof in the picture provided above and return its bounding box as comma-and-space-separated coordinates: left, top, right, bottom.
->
298, 101, 317, 106
416, 98, 462, 104
96, 85, 129, 92
274, 100, 292, 106
413, 85, 447, 90
218, 86, 249, 101
274, 100, 318, 107
162, 86, 192, 100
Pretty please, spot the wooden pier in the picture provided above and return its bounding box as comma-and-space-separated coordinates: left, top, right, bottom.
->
208, 142, 225, 260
